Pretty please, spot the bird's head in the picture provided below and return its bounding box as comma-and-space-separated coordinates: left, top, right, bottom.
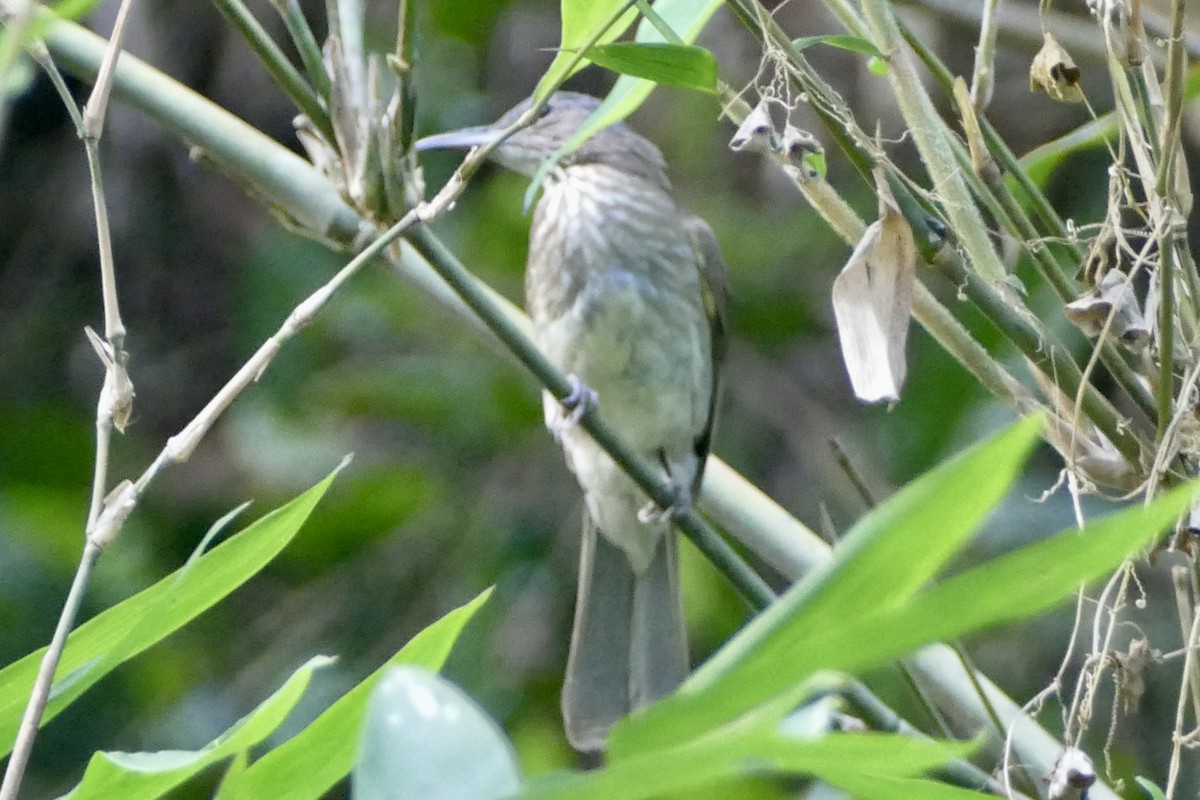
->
416, 92, 667, 186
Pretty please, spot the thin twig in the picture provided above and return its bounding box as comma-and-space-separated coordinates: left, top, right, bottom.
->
0, 0, 138, 790
1165, 583, 1200, 797
210, 0, 334, 142
0, 544, 101, 800
1169, 566, 1200, 725
969, 0, 1002, 110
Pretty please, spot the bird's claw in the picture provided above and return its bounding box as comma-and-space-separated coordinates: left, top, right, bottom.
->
553, 375, 597, 440
637, 484, 692, 526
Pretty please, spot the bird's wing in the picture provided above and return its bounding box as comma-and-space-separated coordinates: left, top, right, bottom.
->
684, 214, 730, 495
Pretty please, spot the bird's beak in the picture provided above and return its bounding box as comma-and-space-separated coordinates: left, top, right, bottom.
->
415, 125, 503, 152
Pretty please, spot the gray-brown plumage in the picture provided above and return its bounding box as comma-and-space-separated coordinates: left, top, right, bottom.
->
417, 92, 729, 751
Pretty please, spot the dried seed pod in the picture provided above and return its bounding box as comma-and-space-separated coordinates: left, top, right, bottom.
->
729, 98, 777, 154
778, 125, 823, 181
1030, 32, 1084, 103
1077, 226, 1119, 286
1112, 638, 1160, 714
1048, 747, 1096, 800
1064, 270, 1148, 351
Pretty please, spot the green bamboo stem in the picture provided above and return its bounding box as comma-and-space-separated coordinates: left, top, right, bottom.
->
210, 0, 334, 143
270, 0, 330, 100
859, 0, 1010, 283
932, 247, 1146, 466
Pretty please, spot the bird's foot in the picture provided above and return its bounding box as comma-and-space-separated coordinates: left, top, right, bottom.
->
551, 375, 598, 441
637, 483, 692, 525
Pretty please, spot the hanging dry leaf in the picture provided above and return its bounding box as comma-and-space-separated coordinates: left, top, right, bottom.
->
1112, 638, 1160, 714
1030, 32, 1084, 103
1033, 373, 1141, 490
831, 172, 916, 403
1063, 270, 1149, 351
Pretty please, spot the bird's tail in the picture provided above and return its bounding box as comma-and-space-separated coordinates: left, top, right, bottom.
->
561, 516, 689, 752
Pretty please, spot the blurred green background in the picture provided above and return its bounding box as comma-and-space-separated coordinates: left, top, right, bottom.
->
2, 0, 1197, 795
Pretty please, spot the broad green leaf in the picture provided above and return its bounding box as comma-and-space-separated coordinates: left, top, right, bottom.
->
820, 770, 992, 799
791, 35, 884, 60
582, 43, 716, 93
1135, 776, 1168, 800
610, 422, 1191, 758
0, 459, 348, 756
353, 666, 520, 800
520, 731, 975, 799
813, 480, 1194, 674
533, 0, 638, 103
53, 501, 252, 705
217, 588, 493, 800
525, 0, 722, 209
60, 656, 334, 800
692, 415, 1042, 687
1016, 115, 1114, 188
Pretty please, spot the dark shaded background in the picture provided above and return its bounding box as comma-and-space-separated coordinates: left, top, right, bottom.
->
2, 0, 1196, 795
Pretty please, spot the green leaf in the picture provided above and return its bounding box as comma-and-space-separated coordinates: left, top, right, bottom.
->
1016, 115, 1114, 188
818, 479, 1194, 673
1134, 776, 1168, 800
525, 0, 723, 210
820, 770, 993, 799
791, 34, 884, 60
582, 42, 716, 93
353, 666, 520, 800
520, 731, 975, 799
610, 419, 1192, 758
534, 0, 639, 103
0, 459, 349, 756
693, 416, 1042, 688
217, 588, 493, 800
60, 656, 334, 800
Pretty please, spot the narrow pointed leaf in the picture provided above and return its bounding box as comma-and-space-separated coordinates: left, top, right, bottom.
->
693, 416, 1042, 687
534, 0, 638, 103
582, 42, 716, 93
820, 771, 993, 800
791, 35, 884, 60
613, 472, 1190, 757
814, 481, 1195, 674
60, 656, 334, 799
0, 459, 348, 756
521, 731, 975, 799
525, 0, 722, 209
217, 588, 493, 800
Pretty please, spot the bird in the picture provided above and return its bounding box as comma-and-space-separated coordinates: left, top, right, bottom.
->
417, 92, 729, 751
